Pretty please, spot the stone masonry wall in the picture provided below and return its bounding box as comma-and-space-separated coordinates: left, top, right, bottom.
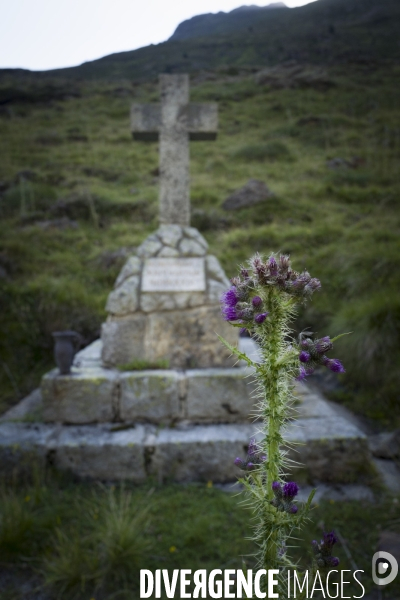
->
101, 224, 238, 369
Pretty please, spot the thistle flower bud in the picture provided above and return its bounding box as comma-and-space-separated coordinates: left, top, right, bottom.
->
272, 481, 282, 493
296, 365, 315, 381
241, 268, 249, 278
240, 307, 255, 322
268, 256, 278, 276
252, 255, 266, 279
255, 312, 269, 324
323, 358, 345, 373
234, 457, 244, 467
278, 542, 287, 557
308, 278, 322, 292
299, 351, 311, 363
279, 254, 290, 272
322, 531, 338, 549
248, 438, 258, 456
283, 482, 299, 499
314, 336, 333, 354
252, 296, 262, 308
295, 273, 311, 287
289, 504, 298, 514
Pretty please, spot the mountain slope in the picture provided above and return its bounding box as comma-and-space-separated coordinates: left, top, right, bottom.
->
0, 0, 399, 83
169, 3, 287, 42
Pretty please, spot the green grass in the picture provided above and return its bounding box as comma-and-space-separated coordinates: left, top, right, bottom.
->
0, 466, 399, 599
0, 62, 399, 426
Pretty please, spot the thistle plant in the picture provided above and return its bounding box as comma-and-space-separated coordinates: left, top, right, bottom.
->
219, 253, 345, 597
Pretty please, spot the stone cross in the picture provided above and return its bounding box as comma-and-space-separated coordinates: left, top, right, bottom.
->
131, 74, 218, 227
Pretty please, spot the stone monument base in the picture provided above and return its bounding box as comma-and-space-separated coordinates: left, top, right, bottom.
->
0, 339, 374, 485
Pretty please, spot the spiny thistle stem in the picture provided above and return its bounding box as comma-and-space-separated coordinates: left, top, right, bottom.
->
219, 253, 344, 595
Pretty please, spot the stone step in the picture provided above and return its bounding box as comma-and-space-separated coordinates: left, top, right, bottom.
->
40, 338, 259, 425
41, 365, 257, 425
0, 399, 371, 484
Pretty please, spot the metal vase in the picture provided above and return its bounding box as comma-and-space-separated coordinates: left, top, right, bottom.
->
52, 331, 79, 375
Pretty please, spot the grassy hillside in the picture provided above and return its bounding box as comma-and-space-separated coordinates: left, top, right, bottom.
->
0, 61, 399, 425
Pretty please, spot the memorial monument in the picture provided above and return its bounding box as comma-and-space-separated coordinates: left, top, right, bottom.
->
0, 76, 372, 486
101, 74, 237, 370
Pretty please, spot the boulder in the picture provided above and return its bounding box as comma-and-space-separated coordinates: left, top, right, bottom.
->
222, 179, 274, 210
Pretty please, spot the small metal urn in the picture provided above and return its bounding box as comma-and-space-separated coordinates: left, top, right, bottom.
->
52, 331, 80, 375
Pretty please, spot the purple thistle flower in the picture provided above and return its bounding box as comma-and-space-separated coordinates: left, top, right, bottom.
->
328, 556, 340, 567
222, 305, 240, 322
221, 286, 239, 308
315, 336, 333, 354
283, 482, 299, 499
299, 351, 311, 363
254, 312, 269, 324
272, 481, 282, 493
324, 358, 345, 373
289, 504, 298, 514
252, 296, 262, 308
322, 531, 338, 548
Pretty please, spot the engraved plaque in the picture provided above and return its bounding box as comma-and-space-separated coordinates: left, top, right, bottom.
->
142, 258, 206, 292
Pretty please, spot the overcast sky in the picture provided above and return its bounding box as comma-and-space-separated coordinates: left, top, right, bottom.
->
1, 0, 318, 72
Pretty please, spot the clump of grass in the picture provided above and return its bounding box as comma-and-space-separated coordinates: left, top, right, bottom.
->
43, 530, 100, 598
117, 358, 169, 371
44, 487, 151, 597
233, 141, 293, 162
